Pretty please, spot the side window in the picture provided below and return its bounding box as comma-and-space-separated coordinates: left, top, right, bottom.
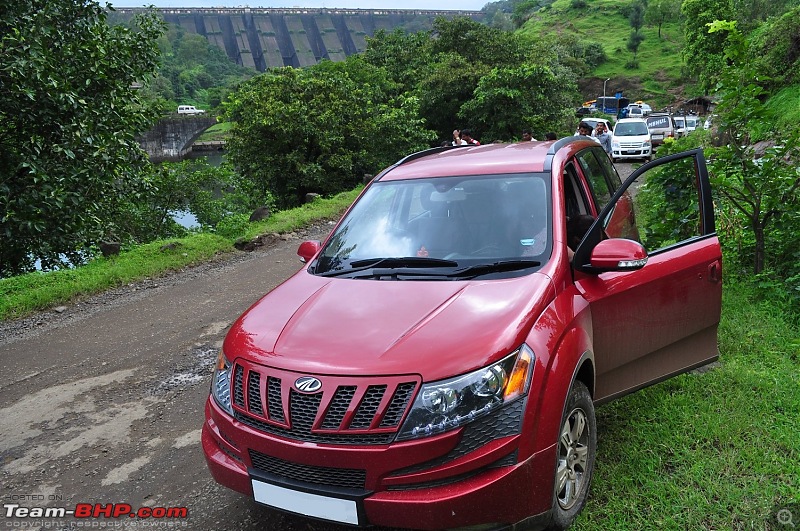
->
576, 149, 615, 211
563, 163, 589, 219
603, 154, 705, 252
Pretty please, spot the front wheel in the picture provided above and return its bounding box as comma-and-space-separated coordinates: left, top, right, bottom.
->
547, 380, 596, 530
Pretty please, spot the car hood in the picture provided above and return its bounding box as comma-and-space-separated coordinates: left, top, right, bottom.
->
224, 270, 555, 381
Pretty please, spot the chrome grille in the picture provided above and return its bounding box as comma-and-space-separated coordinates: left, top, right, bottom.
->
232, 361, 419, 445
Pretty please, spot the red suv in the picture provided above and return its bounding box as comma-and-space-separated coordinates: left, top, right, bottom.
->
202, 139, 722, 530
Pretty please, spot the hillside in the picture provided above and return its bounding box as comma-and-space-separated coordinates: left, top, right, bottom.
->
517, 0, 692, 111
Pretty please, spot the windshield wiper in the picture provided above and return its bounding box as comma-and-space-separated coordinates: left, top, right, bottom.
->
319, 256, 459, 277
447, 259, 541, 279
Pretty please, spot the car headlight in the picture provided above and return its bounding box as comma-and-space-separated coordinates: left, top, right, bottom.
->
396, 345, 534, 441
211, 350, 234, 416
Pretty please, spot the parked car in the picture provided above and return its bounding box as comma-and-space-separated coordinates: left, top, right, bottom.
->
202, 140, 722, 531
611, 117, 652, 162
685, 115, 700, 133
672, 116, 687, 138
631, 100, 653, 115
625, 106, 645, 119
177, 105, 205, 115
577, 117, 612, 134
646, 113, 678, 147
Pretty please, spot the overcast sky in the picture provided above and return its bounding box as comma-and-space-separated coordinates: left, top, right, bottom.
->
109, 1, 488, 10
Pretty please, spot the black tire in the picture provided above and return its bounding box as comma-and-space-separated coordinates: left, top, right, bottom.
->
547, 380, 596, 530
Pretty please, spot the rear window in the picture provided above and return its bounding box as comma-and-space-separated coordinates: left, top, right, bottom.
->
647, 115, 671, 129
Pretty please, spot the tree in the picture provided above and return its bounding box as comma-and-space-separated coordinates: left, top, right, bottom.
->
629, 0, 646, 33
681, 0, 732, 92
626, 30, 646, 65
225, 58, 435, 209
0, 1, 164, 277
458, 63, 578, 141
705, 20, 800, 274
645, 0, 681, 39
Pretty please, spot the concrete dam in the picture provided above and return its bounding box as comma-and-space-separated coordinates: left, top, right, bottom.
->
116, 7, 485, 71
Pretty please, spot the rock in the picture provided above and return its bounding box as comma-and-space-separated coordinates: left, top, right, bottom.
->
160, 242, 182, 252
304, 193, 320, 203
249, 206, 270, 222
99, 241, 121, 257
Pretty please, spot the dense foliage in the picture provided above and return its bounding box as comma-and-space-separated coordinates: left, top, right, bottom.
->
0, 1, 164, 277
225, 58, 435, 209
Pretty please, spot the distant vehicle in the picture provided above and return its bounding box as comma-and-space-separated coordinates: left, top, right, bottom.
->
626, 106, 644, 119
579, 117, 612, 133
685, 116, 700, 132
611, 118, 652, 162
631, 101, 653, 115
704, 115, 716, 130
596, 94, 630, 115
673, 116, 687, 138
646, 113, 678, 147
177, 105, 205, 115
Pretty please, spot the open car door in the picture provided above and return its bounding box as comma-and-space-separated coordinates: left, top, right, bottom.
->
572, 148, 722, 403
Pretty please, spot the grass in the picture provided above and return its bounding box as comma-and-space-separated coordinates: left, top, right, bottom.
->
518, 0, 690, 109
575, 282, 800, 530
196, 121, 232, 142
0, 188, 361, 322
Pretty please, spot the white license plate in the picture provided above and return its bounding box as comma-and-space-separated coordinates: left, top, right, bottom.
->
251, 478, 360, 525
651, 134, 663, 140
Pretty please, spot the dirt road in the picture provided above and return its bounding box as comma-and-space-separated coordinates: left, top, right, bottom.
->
0, 222, 399, 531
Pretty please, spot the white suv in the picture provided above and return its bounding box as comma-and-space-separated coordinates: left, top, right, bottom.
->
611, 118, 652, 162
177, 105, 205, 115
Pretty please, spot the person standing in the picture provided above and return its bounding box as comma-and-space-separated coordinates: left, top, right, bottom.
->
452, 129, 467, 146
593, 122, 612, 155
521, 129, 536, 141
460, 129, 480, 145
575, 122, 600, 143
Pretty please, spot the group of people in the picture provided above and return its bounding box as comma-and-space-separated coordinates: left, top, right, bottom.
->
576, 121, 612, 156
448, 128, 558, 146
451, 129, 480, 146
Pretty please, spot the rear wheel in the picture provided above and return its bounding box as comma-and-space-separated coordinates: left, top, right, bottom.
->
547, 380, 596, 530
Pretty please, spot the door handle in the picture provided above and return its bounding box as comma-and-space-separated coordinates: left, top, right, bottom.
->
707, 260, 722, 283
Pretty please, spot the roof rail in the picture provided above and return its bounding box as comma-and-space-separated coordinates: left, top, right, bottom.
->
376, 145, 457, 180
543, 136, 584, 172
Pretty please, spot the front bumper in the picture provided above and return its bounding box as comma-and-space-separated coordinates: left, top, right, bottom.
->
202, 397, 557, 530
613, 146, 652, 159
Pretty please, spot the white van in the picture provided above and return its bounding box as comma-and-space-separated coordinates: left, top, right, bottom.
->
611, 118, 652, 162
177, 105, 205, 115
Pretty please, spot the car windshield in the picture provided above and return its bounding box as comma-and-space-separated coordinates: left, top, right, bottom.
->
312, 173, 551, 279
614, 122, 649, 136
686, 117, 698, 127
674, 117, 685, 127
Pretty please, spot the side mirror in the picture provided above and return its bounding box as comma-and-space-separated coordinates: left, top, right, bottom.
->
297, 240, 321, 263
589, 238, 648, 271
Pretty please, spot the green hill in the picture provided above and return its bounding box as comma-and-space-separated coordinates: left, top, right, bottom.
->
516, 0, 692, 111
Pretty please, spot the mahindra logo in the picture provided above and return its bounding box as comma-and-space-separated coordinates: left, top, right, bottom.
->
294, 376, 322, 393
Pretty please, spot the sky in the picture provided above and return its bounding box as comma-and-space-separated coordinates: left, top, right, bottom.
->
109, 0, 488, 10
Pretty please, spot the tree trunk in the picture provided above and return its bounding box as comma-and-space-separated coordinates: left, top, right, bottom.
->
753, 221, 765, 274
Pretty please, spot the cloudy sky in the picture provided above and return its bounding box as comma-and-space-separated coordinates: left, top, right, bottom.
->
109, 0, 488, 10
